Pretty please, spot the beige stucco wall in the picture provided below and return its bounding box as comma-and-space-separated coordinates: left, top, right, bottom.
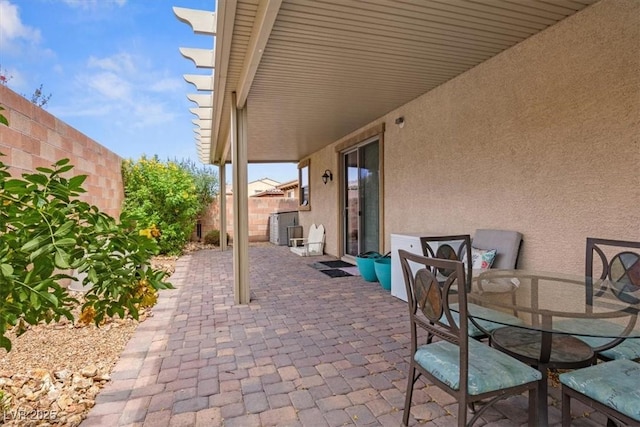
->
298, 146, 342, 256
299, 0, 639, 275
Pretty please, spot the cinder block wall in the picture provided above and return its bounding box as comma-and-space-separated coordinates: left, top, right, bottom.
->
197, 195, 299, 242
0, 86, 123, 217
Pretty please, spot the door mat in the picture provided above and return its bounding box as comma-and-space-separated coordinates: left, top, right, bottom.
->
339, 266, 360, 276
310, 262, 328, 270
319, 268, 353, 278
318, 260, 354, 269
309, 261, 360, 278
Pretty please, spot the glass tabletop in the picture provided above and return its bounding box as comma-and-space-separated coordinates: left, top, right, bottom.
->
459, 269, 640, 338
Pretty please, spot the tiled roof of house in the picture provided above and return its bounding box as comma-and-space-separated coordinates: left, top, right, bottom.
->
251, 189, 286, 198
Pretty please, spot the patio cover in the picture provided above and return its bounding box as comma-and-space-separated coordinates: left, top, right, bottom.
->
175, 0, 598, 303
176, 0, 597, 165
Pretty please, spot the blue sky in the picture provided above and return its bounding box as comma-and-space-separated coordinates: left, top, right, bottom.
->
0, 0, 298, 184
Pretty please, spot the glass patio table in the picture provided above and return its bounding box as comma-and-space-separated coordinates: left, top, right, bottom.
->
461, 269, 640, 427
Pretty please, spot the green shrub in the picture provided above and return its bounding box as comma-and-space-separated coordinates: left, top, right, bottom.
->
0, 156, 172, 351
204, 229, 228, 246
177, 159, 218, 217
121, 157, 217, 255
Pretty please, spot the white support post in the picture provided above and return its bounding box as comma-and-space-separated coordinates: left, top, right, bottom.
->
219, 163, 228, 251
231, 92, 250, 304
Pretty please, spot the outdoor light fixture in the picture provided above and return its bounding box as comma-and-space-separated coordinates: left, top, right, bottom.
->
321, 169, 333, 185
395, 116, 405, 128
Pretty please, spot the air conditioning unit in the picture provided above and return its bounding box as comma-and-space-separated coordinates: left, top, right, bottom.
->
269, 211, 299, 245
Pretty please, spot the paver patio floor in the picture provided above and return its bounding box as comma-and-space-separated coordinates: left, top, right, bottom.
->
81, 246, 607, 427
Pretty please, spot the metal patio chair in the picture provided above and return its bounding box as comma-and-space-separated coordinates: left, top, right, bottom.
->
399, 250, 540, 426
567, 238, 640, 361
560, 359, 640, 426
427, 231, 525, 339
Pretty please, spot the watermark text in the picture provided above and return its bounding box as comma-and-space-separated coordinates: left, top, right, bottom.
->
3, 407, 58, 422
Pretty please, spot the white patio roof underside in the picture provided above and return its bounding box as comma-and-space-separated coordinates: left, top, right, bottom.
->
176, 0, 597, 165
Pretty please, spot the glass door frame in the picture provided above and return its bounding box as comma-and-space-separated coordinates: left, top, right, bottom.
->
340, 135, 383, 258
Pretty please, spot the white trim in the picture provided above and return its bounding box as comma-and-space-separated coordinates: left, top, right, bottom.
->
179, 48, 215, 69
173, 7, 217, 35
189, 107, 213, 120
187, 93, 213, 108
184, 74, 214, 91
213, 0, 237, 164
192, 119, 212, 129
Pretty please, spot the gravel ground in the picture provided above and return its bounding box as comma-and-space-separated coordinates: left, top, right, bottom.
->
0, 253, 182, 427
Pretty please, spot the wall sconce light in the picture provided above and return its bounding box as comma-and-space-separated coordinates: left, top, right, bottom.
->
321, 169, 333, 185
395, 116, 405, 128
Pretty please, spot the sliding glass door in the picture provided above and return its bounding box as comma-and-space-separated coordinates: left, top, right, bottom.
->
343, 139, 379, 256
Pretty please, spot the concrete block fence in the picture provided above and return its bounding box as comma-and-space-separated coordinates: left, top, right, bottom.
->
196, 196, 300, 242
0, 85, 124, 218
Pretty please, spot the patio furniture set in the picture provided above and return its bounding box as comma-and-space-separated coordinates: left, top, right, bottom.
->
399, 234, 640, 427
285, 224, 640, 425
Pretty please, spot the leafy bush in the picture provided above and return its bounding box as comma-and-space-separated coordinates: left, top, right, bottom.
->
177, 158, 218, 217
204, 229, 228, 246
0, 156, 173, 351
122, 157, 217, 255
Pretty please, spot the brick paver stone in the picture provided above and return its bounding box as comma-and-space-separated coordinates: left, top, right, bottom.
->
81, 247, 596, 427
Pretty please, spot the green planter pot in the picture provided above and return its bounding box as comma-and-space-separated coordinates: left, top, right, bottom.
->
355, 252, 381, 282
374, 257, 392, 291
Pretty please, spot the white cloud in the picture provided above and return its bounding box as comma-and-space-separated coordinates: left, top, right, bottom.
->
58, 50, 183, 135
88, 53, 137, 74
50, 103, 113, 118
131, 102, 178, 128
82, 71, 132, 101
0, 0, 41, 49
150, 77, 183, 93
59, 0, 127, 10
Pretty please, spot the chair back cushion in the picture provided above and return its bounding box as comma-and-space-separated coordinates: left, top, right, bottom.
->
472, 229, 523, 269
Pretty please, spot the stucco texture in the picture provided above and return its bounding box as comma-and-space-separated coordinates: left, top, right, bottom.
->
301, 0, 639, 274
298, 148, 341, 256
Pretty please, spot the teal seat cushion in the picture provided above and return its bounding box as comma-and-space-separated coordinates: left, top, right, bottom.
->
559, 359, 640, 422
414, 339, 541, 395
555, 319, 640, 360
442, 303, 525, 338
